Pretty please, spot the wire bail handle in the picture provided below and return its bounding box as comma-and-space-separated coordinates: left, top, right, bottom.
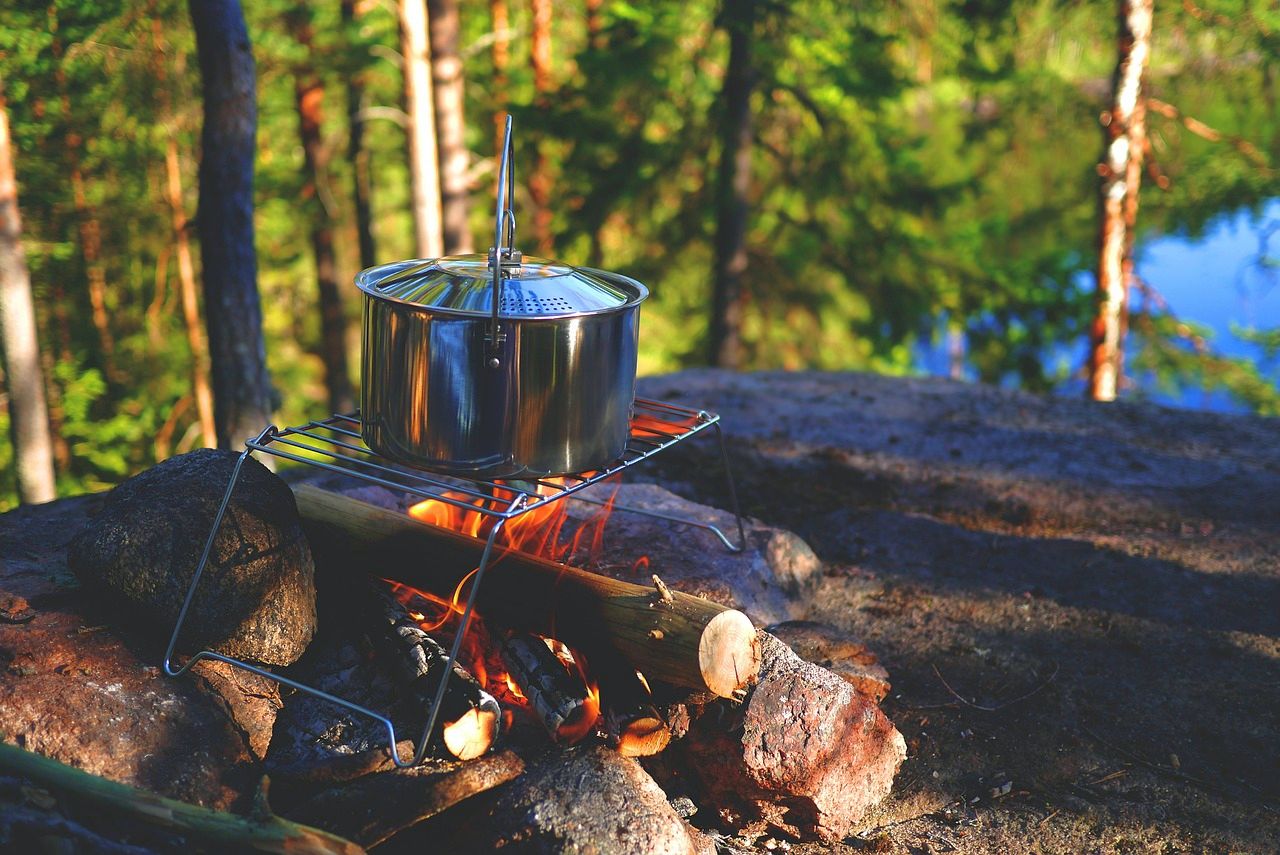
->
487, 114, 520, 366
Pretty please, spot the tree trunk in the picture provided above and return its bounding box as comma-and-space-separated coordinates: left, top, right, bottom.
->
529, 0, 553, 255
0, 88, 57, 504
428, 0, 473, 254
709, 0, 756, 370
293, 12, 355, 414
400, 0, 444, 259
1088, 0, 1152, 402
152, 18, 218, 450
188, 0, 275, 448
51, 33, 120, 385
342, 0, 377, 270
490, 0, 510, 160
165, 140, 218, 449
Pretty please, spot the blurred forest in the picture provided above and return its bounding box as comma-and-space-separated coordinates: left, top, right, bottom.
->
0, 0, 1277, 507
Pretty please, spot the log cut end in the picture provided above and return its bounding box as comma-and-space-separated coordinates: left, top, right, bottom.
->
443, 707, 501, 762
698, 609, 760, 698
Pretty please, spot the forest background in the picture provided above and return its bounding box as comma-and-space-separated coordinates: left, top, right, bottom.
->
0, 0, 1277, 508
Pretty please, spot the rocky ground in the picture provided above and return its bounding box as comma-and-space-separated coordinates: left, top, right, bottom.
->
634, 370, 1280, 854
2, 369, 1276, 853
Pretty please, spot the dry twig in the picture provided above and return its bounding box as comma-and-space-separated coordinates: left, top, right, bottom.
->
930, 662, 1060, 712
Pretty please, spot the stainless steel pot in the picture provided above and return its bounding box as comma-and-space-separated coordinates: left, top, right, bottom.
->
356, 118, 649, 478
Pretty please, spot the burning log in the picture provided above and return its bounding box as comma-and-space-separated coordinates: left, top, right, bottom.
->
371, 588, 501, 761
293, 484, 761, 699
500, 634, 598, 745
598, 661, 671, 758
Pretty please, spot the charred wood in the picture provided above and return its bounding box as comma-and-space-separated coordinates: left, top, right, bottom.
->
286, 750, 523, 849
501, 634, 596, 745
371, 587, 501, 761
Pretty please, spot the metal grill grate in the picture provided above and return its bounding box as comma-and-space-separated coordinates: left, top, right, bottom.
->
163, 397, 746, 768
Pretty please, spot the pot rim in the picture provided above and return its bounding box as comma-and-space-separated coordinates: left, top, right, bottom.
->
356, 260, 649, 322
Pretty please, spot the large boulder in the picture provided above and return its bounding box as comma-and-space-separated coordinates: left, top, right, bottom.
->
69, 449, 316, 667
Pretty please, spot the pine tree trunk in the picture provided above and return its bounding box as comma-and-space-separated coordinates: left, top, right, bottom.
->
1088, 0, 1152, 402
342, 0, 377, 270
0, 89, 57, 504
51, 35, 120, 385
293, 13, 355, 414
529, 0, 553, 255
490, 0, 510, 160
428, 0, 473, 254
165, 139, 218, 449
709, 0, 756, 370
188, 0, 275, 448
400, 0, 444, 259
152, 18, 218, 450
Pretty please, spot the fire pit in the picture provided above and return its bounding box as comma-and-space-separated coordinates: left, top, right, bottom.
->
163, 398, 754, 767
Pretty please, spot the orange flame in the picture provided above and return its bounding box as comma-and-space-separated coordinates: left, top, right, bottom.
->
388, 410, 693, 743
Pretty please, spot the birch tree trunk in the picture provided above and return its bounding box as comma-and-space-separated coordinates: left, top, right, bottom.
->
343, 0, 377, 270
0, 88, 57, 504
709, 0, 756, 370
1088, 0, 1153, 402
188, 0, 275, 448
529, 0, 553, 255
293, 11, 355, 414
400, 0, 444, 259
428, 0, 473, 254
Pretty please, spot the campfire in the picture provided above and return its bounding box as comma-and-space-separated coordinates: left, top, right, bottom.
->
375, 475, 669, 761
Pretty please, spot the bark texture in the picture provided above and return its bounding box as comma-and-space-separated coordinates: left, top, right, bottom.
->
293, 11, 354, 414
1088, 0, 1153, 401
189, 0, 275, 447
709, 0, 756, 369
428, 0, 472, 254
400, 0, 444, 258
0, 89, 57, 504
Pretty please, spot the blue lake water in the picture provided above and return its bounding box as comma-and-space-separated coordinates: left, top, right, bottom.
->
921, 199, 1280, 413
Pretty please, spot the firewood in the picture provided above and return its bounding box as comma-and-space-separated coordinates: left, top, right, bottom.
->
371, 587, 501, 761
0, 742, 363, 854
500, 633, 597, 744
293, 484, 761, 699
598, 661, 671, 758
287, 750, 524, 848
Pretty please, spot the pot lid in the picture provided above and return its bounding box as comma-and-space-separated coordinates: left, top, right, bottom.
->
356, 254, 648, 318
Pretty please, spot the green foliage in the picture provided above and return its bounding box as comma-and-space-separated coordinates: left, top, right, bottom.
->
0, 0, 1277, 509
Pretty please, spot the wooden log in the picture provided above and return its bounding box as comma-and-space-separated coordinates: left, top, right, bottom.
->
500, 633, 597, 744
293, 484, 760, 699
598, 660, 671, 758
287, 750, 524, 848
371, 587, 501, 760
0, 741, 363, 854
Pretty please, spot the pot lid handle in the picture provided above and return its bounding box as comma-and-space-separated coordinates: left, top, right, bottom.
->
487, 114, 521, 366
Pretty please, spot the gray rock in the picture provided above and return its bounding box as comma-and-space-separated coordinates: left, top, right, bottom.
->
68, 449, 316, 667
454, 745, 711, 854
563, 482, 821, 625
